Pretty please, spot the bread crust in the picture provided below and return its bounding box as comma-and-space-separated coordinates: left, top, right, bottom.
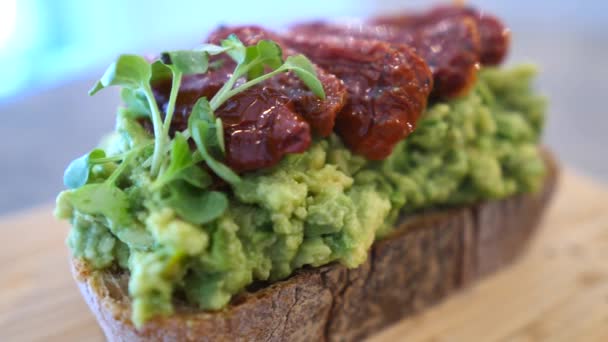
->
72, 150, 558, 342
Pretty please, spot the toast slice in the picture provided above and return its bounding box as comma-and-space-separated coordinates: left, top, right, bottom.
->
72, 149, 558, 342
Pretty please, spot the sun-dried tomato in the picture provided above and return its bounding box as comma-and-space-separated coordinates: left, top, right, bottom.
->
217, 86, 311, 172
284, 34, 432, 159
372, 5, 510, 66
404, 17, 480, 99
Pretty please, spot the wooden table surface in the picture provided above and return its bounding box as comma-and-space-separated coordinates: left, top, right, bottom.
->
1, 168, 608, 342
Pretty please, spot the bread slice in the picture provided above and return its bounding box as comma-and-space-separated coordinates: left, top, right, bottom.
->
72, 150, 558, 342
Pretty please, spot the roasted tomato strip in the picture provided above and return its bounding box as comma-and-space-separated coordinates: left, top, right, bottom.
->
372, 5, 510, 66
218, 86, 311, 172
290, 16, 480, 99
284, 35, 433, 160
208, 26, 347, 137
404, 17, 480, 99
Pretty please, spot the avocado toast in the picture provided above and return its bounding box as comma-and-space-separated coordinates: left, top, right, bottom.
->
56, 4, 556, 341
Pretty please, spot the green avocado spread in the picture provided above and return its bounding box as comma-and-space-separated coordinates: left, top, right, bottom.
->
56, 65, 546, 326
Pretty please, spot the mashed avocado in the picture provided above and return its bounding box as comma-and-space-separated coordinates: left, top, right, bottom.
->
56, 65, 546, 326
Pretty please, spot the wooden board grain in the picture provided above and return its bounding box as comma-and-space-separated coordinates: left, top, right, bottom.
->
0, 169, 607, 342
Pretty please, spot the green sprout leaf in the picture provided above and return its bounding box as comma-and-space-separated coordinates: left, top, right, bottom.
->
154, 133, 192, 187
89, 54, 151, 95
241, 40, 283, 79
68, 183, 131, 224
150, 60, 173, 83
120, 88, 150, 117
165, 182, 228, 225
63, 149, 106, 189
187, 98, 226, 156
191, 120, 240, 185
161, 50, 209, 75
197, 43, 231, 55
208, 58, 226, 71
179, 165, 212, 189
153, 133, 211, 189
89, 54, 167, 177
221, 34, 246, 64
245, 53, 265, 79
283, 55, 325, 99
215, 118, 225, 154
68, 183, 153, 248
189, 97, 215, 125
256, 40, 283, 70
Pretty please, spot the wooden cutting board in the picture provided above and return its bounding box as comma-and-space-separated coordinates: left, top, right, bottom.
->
1, 168, 607, 342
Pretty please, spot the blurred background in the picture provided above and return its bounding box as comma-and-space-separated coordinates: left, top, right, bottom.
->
0, 0, 606, 214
